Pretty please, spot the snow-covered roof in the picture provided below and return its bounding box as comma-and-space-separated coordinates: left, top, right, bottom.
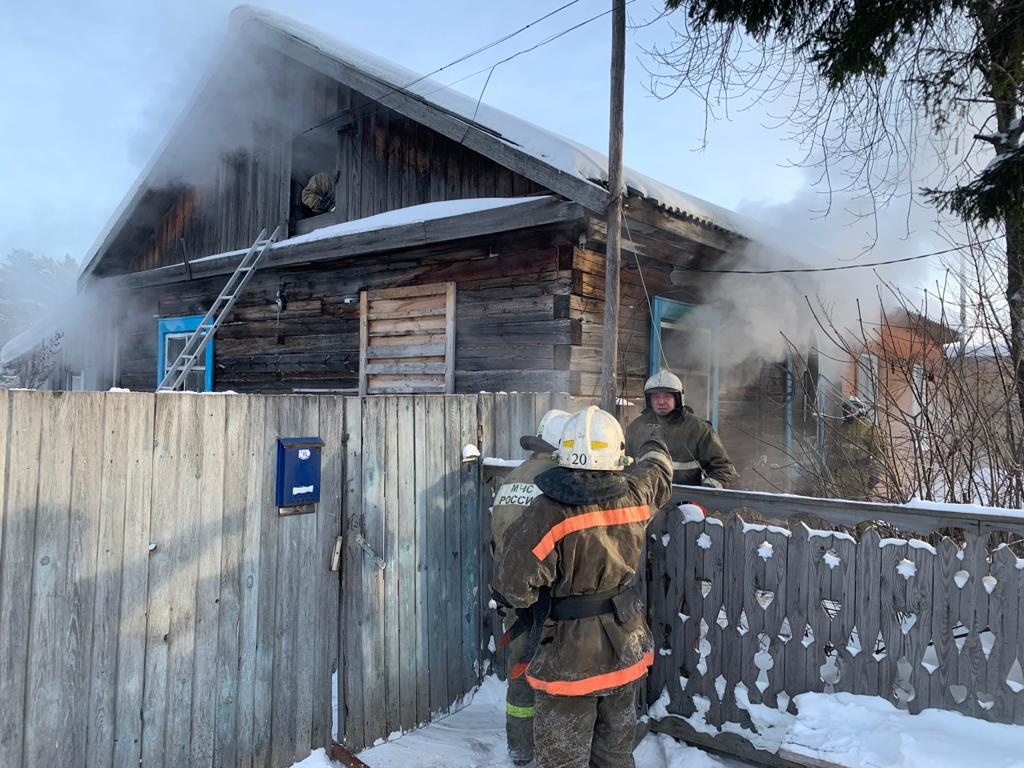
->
79, 5, 766, 286
235, 6, 752, 236
280, 195, 552, 248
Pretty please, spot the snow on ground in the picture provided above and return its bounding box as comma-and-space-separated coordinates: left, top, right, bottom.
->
295, 677, 1024, 768
317, 676, 743, 768
781, 692, 1024, 768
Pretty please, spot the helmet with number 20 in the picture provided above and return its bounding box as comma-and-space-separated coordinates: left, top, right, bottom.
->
556, 405, 627, 471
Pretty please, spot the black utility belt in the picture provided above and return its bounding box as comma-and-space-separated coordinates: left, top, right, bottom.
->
549, 586, 642, 623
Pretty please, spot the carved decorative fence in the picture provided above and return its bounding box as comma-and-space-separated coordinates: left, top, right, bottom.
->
647, 486, 1024, 763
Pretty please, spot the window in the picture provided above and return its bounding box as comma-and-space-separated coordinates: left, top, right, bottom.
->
359, 282, 455, 395
856, 353, 878, 420
157, 315, 213, 392
650, 297, 720, 427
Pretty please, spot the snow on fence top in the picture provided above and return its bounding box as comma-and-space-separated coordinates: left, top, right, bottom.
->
235, 5, 756, 237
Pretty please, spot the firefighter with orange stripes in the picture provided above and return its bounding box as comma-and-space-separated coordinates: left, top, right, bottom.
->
491, 409, 570, 766
492, 406, 673, 768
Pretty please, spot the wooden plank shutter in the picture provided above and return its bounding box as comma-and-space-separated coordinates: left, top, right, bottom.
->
359, 282, 456, 395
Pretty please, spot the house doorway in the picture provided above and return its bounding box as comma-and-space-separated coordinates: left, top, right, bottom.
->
650, 297, 720, 427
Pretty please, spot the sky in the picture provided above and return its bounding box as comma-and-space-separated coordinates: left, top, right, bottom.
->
0, 1, 851, 260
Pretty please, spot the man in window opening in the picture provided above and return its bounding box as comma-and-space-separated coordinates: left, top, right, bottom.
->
301, 169, 339, 215
490, 409, 570, 766
826, 394, 882, 501
492, 406, 673, 768
624, 369, 737, 488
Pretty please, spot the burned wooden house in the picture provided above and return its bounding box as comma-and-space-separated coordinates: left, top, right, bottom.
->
4, 7, 821, 489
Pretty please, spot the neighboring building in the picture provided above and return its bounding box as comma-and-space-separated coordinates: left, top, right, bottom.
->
1, 6, 823, 490
826, 306, 960, 499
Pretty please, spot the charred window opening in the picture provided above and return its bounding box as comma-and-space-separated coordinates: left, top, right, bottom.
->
290, 114, 354, 230
291, 123, 339, 223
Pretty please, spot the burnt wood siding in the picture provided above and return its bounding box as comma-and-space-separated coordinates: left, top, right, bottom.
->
115, 226, 578, 394
568, 245, 676, 403
122, 54, 541, 275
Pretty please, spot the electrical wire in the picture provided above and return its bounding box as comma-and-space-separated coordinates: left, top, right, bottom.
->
235, 0, 595, 159
644, 236, 1002, 275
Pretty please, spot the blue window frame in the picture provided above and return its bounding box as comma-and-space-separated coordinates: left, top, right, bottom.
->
650, 297, 720, 428
157, 315, 214, 392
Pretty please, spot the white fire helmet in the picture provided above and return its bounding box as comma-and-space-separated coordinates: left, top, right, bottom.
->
557, 406, 627, 471
644, 369, 684, 408
537, 409, 571, 448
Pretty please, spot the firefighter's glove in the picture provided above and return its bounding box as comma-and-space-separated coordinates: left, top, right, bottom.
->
701, 476, 724, 489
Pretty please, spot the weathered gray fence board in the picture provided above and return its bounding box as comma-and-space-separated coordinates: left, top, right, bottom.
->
444, 396, 465, 706
0, 390, 7, 583
341, 396, 366, 749
477, 394, 504, 680
79, 393, 114, 767
190, 395, 227, 767
24, 392, 77, 767
676, 508, 703, 717
458, 395, 482, 694
315, 395, 344, 748
851, 527, 882, 698
213, 395, 252, 767
395, 396, 418, 733
360, 395, 388, 738
425, 395, 449, 715
1016, 559, 1024, 725
140, 396, 179, 768
165, 394, 203, 768
990, 547, 1019, 722
112, 393, 155, 768
721, 515, 747, 724
412, 395, 432, 727
235, 394, 268, 765
0, 391, 44, 767
251, 395, 281, 766
782, 525, 811, 711
928, 536, 958, 712
905, 539, 935, 716
383, 396, 403, 737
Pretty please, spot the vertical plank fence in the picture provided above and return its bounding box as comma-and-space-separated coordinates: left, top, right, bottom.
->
0, 388, 602, 766
0, 390, 339, 768
647, 486, 1024, 764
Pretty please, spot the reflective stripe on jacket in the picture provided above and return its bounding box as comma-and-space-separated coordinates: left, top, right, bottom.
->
625, 407, 736, 486
492, 445, 672, 696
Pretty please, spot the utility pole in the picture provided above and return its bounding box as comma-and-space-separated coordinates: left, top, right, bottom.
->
600, 0, 626, 413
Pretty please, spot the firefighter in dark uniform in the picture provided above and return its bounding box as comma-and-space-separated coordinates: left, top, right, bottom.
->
826, 395, 882, 501
490, 409, 569, 766
301, 170, 339, 215
625, 369, 736, 488
493, 406, 673, 768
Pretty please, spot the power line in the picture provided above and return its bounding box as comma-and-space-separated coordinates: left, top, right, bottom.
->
267, 1, 593, 150
648, 238, 1002, 275
430, 1, 635, 95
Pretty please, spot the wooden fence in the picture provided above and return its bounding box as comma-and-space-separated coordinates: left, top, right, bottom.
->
0, 388, 582, 766
647, 485, 1024, 764
0, 389, 340, 768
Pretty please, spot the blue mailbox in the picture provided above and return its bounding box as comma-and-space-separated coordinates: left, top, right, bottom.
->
276, 437, 324, 509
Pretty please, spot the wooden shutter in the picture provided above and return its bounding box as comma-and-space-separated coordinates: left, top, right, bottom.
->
359, 282, 455, 395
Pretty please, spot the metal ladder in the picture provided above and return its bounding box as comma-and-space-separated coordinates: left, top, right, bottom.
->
157, 225, 280, 392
